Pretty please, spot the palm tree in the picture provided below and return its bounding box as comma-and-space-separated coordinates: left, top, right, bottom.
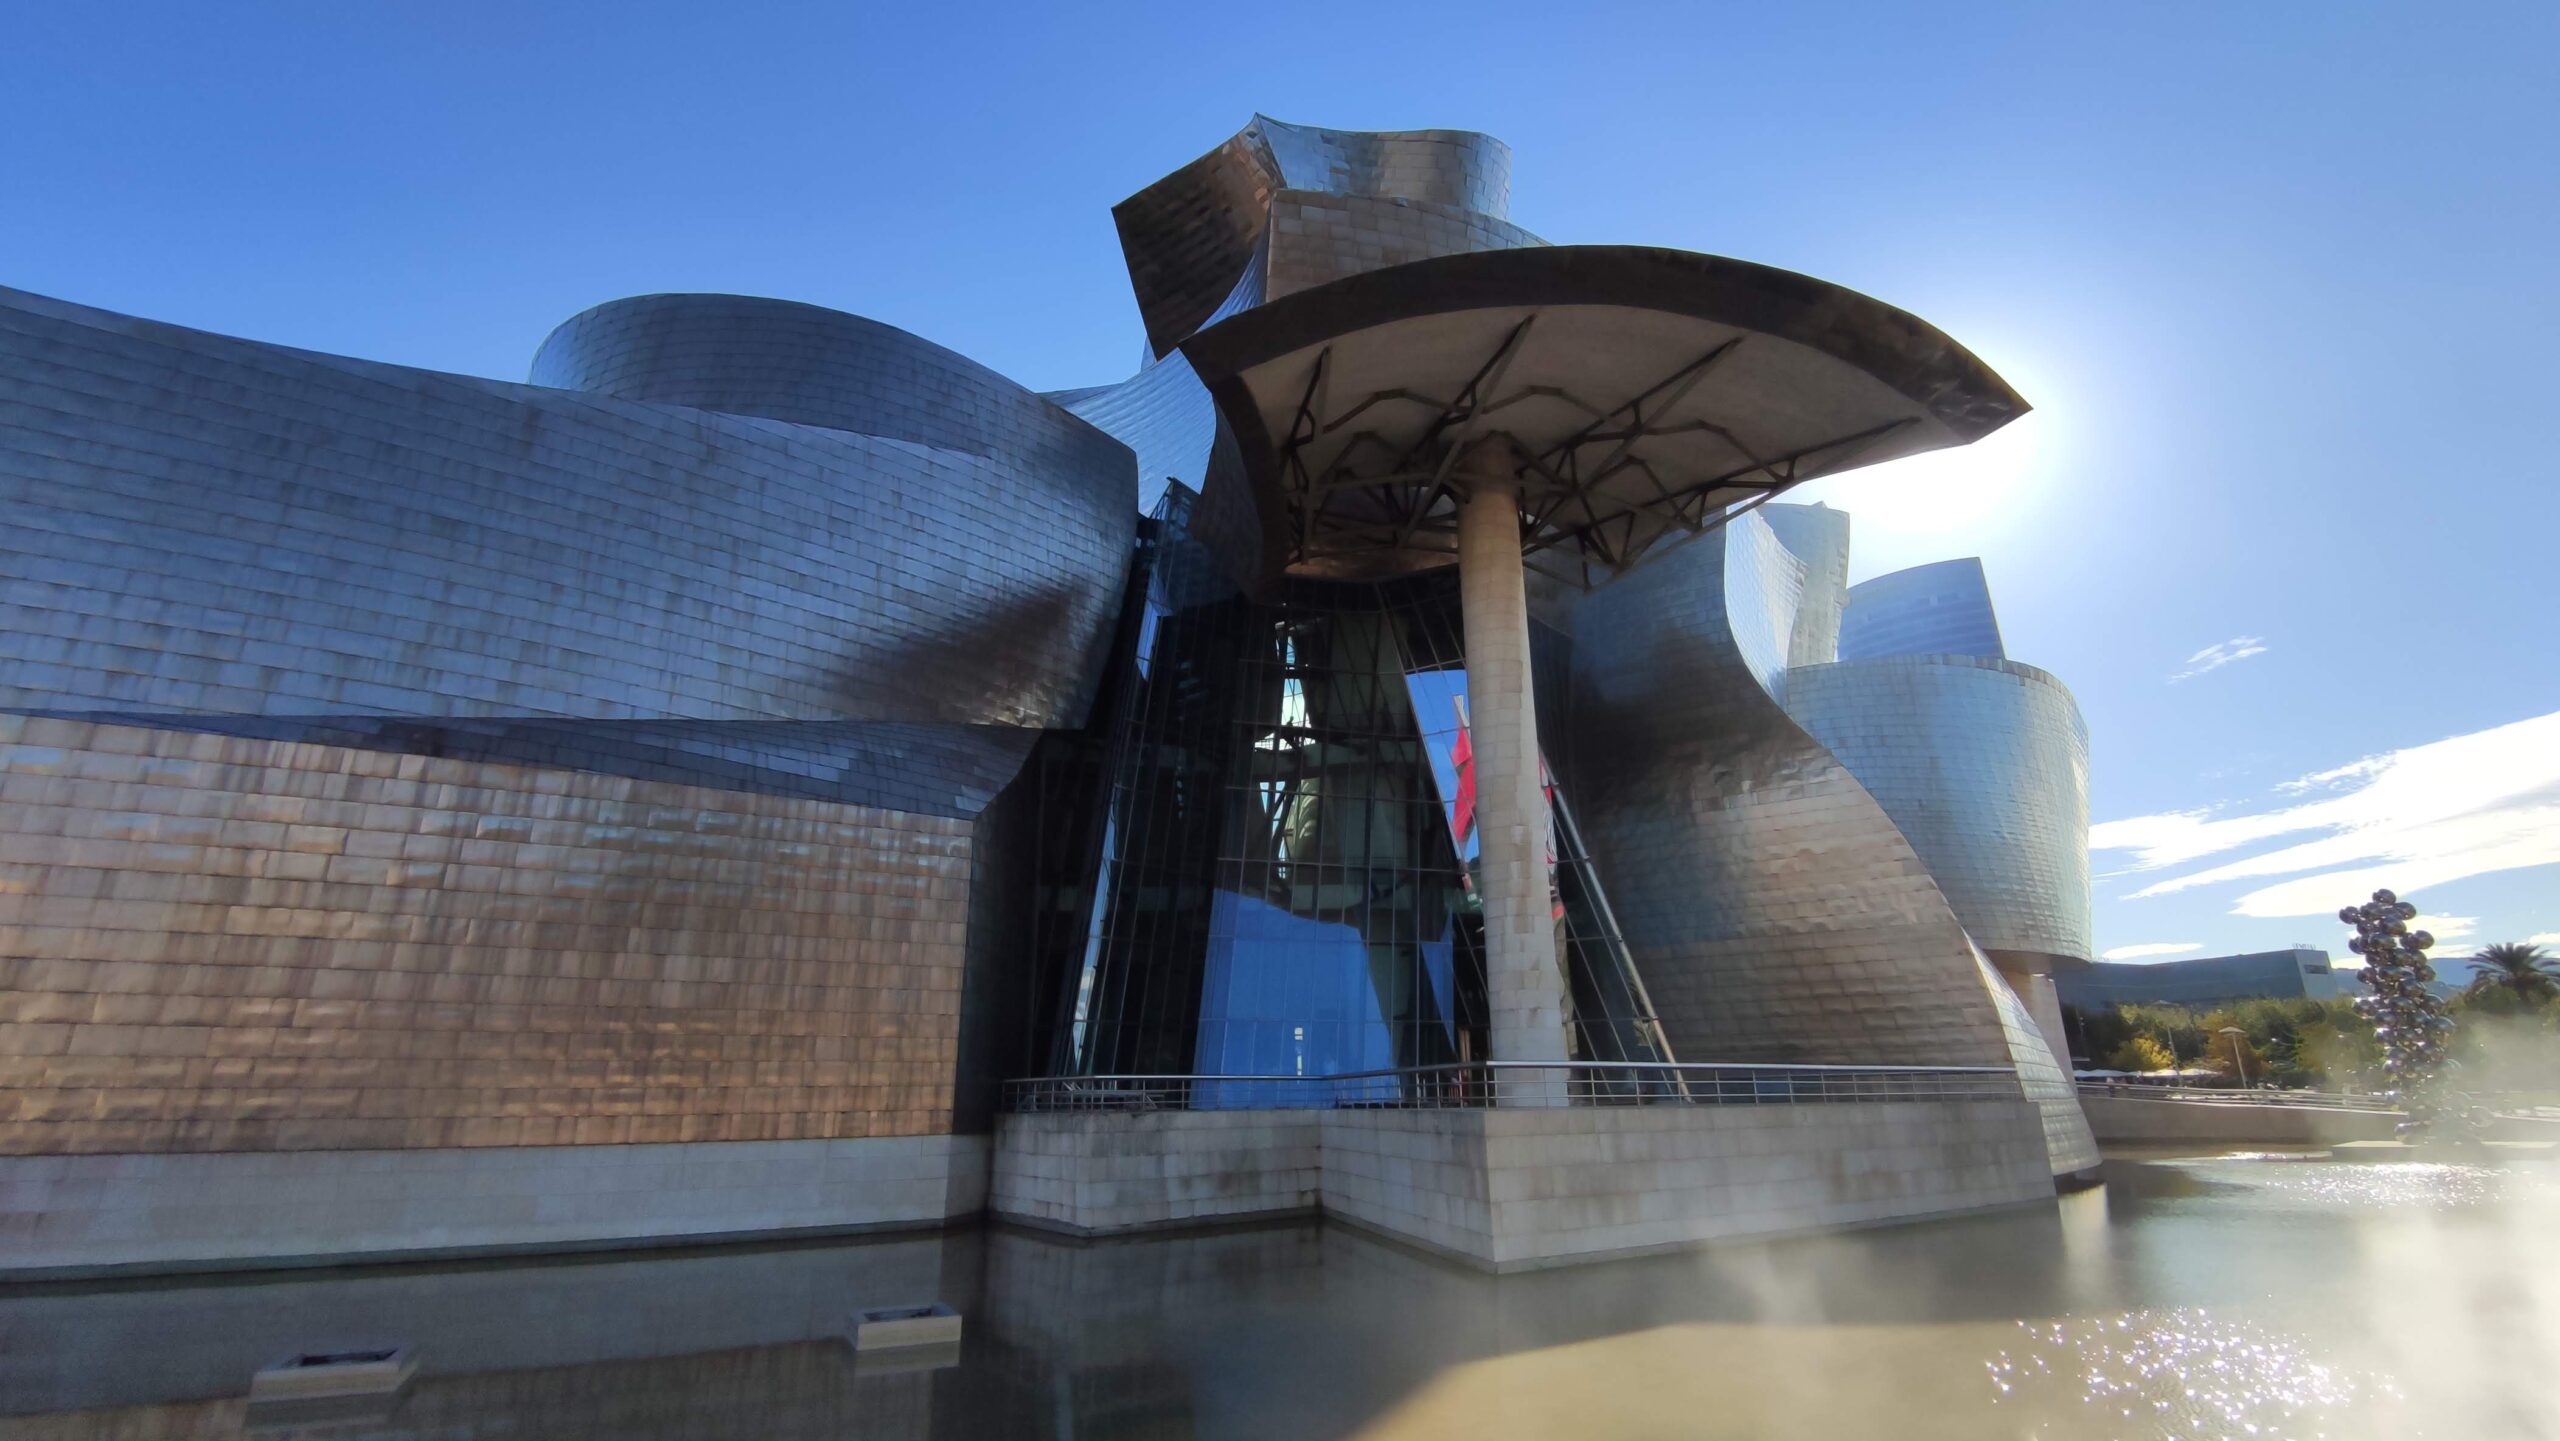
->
2464, 943, 2560, 1006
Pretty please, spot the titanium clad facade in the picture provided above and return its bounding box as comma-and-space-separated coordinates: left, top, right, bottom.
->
1049, 351, 1221, 513
0, 112, 2099, 1269
1560, 511, 2097, 1173
531, 294, 1130, 483
0, 287, 1133, 730
1113, 116, 1522, 360
0, 715, 974, 1155
0, 281, 1134, 1166
1785, 655, 2094, 966
1077, 114, 1546, 571
1837, 557, 2006, 661
1757, 503, 1852, 670
1560, 514, 2019, 1068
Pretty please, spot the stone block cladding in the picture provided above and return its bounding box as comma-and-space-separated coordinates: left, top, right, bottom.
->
989, 1111, 1320, 1235
2, 1219, 962, 1412
1315, 1110, 1493, 1259
0, 1135, 987, 1276
991, 1105, 2053, 1271
0, 717, 970, 1157
2077, 1093, 2401, 1147
4, 1343, 941, 1441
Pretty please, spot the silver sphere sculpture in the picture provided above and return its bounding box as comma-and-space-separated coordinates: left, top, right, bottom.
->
2340, 888, 2458, 1137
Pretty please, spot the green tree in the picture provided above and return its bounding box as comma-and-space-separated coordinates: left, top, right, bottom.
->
2069, 997, 2387, 1088
2202, 1025, 2272, 1087
2121, 1004, 2205, 1066
2464, 943, 2559, 1008
2104, 1034, 2175, 1072
2296, 1017, 2382, 1086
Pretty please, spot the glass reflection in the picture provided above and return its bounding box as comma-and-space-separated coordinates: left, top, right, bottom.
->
1033, 486, 1666, 1095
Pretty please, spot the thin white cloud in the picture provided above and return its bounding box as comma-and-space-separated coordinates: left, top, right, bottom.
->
2101, 941, 2205, 961
2410, 914, 2477, 944
2091, 710, 2560, 921
2527, 932, 2560, 946
2168, 635, 2269, 683
2274, 754, 2389, 796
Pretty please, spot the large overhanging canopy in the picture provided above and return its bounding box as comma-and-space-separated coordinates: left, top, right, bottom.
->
1180, 245, 2028, 584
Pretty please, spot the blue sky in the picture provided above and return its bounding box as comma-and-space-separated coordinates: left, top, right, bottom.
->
5, 2, 2553, 965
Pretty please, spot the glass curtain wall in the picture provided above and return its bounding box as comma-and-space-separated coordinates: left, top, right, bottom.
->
1036, 488, 1666, 1100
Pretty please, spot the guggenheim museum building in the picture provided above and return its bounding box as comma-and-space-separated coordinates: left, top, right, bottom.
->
0, 117, 2098, 1275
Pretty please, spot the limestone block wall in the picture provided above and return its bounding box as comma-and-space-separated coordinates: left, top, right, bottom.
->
1462, 1102, 2052, 1270
991, 1103, 2056, 1270
3, 1226, 957, 1413
2078, 1093, 2400, 1146
0, 717, 971, 1157
0, 1134, 987, 1277
1315, 1110, 1495, 1260
988, 1111, 1320, 1234
0, 1341, 940, 1441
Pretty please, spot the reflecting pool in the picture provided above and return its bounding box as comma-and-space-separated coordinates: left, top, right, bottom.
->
3, 1150, 2554, 1439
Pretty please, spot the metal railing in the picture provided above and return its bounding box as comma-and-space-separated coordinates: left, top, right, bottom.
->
2073, 1080, 2405, 1113
1005, 1061, 2019, 1113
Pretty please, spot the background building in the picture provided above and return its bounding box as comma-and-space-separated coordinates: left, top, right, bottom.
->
2058, 948, 2355, 1011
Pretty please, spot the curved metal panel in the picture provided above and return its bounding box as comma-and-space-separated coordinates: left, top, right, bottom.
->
1759, 503, 1852, 668
1976, 947, 2103, 1175
1177, 246, 2030, 585
1561, 514, 2018, 1069
1182, 246, 2030, 451
1052, 351, 1220, 512
1838, 557, 2006, 660
0, 286, 1134, 731
1563, 514, 2096, 1170
1784, 654, 2093, 964
1111, 115, 1516, 360
1263, 192, 1543, 303
529, 293, 1131, 480
1253, 116, 1512, 217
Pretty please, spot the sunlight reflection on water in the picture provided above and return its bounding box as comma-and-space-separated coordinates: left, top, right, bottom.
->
2230, 1160, 2501, 1207
1988, 1308, 2390, 1440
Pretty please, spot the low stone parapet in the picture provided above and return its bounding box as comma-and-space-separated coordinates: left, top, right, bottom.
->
2079, 1094, 2402, 1146
991, 1100, 2055, 1271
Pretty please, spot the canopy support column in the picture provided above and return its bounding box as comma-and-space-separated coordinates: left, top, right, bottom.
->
1455, 437, 1570, 1106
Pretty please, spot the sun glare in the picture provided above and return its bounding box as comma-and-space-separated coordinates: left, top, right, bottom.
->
1796, 405, 2047, 543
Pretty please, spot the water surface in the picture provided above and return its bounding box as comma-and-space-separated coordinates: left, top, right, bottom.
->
3, 1150, 2553, 1439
